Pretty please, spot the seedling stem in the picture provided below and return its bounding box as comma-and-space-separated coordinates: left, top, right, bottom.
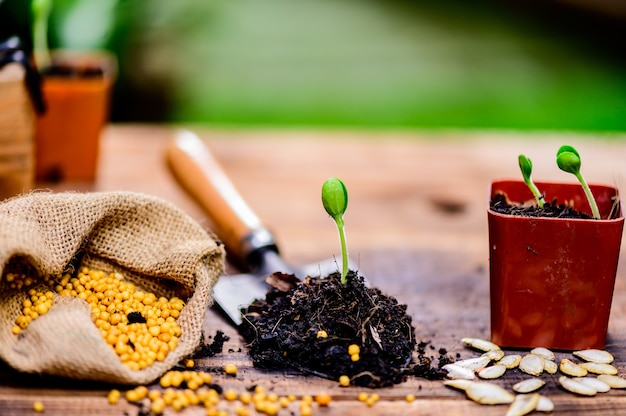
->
322, 178, 349, 283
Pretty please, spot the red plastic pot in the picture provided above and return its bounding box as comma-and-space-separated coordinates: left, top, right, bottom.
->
488, 179, 623, 350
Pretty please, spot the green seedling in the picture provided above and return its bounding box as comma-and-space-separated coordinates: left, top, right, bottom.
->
518, 154, 544, 208
556, 145, 600, 219
31, 0, 52, 71
321, 177, 349, 283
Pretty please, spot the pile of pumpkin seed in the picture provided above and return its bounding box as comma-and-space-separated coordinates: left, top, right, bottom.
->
442, 337, 626, 416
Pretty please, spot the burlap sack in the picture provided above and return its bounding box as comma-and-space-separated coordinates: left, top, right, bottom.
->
0, 191, 225, 385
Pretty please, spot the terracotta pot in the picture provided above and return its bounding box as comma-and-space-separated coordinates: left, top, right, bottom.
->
488, 179, 624, 350
35, 50, 116, 181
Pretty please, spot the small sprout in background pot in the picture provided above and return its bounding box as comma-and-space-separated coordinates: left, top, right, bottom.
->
556, 145, 600, 219
518, 154, 544, 207
322, 177, 350, 283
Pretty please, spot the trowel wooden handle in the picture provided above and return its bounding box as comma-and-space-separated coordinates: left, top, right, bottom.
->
166, 130, 277, 266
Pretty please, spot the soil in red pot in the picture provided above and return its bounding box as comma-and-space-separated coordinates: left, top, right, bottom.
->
490, 193, 592, 219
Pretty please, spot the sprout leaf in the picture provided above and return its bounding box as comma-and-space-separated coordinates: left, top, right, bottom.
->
556, 145, 600, 219
518, 154, 544, 208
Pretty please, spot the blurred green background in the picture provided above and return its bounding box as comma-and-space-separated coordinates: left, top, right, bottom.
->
2, 0, 625, 131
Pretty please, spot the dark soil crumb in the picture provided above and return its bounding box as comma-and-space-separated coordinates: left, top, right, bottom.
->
490, 193, 592, 219
194, 330, 230, 358
239, 271, 416, 388
127, 311, 146, 324
411, 341, 456, 380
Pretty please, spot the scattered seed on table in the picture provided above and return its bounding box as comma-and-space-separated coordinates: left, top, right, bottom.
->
530, 347, 555, 361
466, 382, 515, 405
505, 393, 540, 416
520, 354, 544, 376
579, 362, 618, 375
575, 376, 611, 393
461, 337, 501, 352
483, 349, 505, 361
535, 395, 555, 412
498, 355, 522, 369
442, 363, 476, 380
454, 356, 491, 372
543, 359, 558, 375
512, 378, 545, 394
573, 349, 614, 364
598, 374, 626, 388
559, 376, 597, 396
559, 358, 588, 377
33, 401, 45, 413
478, 364, 507, 379
443, 379, 474, 391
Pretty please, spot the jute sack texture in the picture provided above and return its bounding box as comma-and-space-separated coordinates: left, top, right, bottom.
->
0, 191, 225, 385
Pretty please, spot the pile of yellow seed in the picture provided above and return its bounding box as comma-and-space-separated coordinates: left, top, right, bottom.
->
109, 371, 326, 416
9, 266, 185, 371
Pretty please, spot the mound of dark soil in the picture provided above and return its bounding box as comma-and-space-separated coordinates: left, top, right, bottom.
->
490, 193, 592, 219
238, 271, 416, 388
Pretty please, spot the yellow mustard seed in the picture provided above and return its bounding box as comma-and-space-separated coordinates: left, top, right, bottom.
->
339, 375, 350, 387
224, 389, 238, 401
351, 353, 360, 362
348, 344, 360, 356
300, 403, 313, 416
239, 391, 252, 404
405, 394, 416, 403
279, 396, 290, 408
150, 398, 165, 415
317, 330, 328, 338
315, 393, 332, 406
107, 389, 121, 404
235, 404, 250, 416
185, 358, 195, 368
224, 363, 237, 375
33, 401, 44, 413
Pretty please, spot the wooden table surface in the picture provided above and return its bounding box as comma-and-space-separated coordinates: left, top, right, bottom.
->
2, 124, 626, 415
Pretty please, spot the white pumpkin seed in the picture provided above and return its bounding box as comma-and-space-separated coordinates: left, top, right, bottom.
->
512, 378, 546, 393
597, 374, 626, 388
466, 381, 515, 405
579, 362, 618, 375
559, 358, 588, 377
498, 355, 522, 369
559, 376, 596, 396
454, 356, 491, 372
573, 349, 614, 364
519, 354, 544, 376
461, 337, 501, 352
505, 393, 540, 416
443, 379, 474, 391
543, 359, 558, 375
535, 395, 554, 413
575, 376, 611, 393
483, 349, 505, 361
530, 347, 555, 361
478, 364, 507, 379
443, 363, 476, 380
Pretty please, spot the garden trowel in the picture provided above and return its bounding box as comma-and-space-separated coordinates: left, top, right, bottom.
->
166, 130, 353, 326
